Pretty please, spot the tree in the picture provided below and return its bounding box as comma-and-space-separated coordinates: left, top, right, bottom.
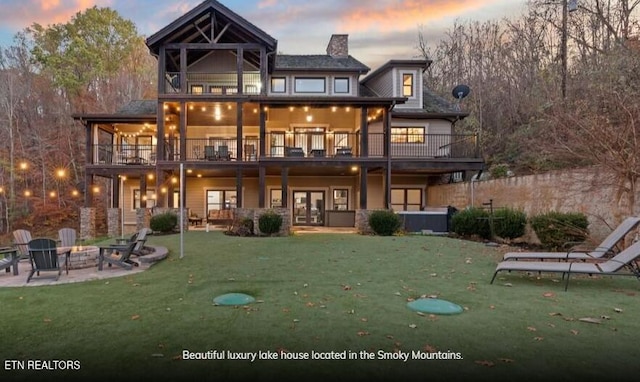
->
27, 6, 142, 113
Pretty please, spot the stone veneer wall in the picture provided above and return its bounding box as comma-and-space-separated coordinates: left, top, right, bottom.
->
355, 209, 375, 235
427, 166, 638, 241
136, 208, 151, 231
79, 207, 96, 241
247, 208, 290, 236
107, 208, 121, 238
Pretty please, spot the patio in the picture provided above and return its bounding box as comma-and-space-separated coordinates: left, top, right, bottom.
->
0, 245, 168, 287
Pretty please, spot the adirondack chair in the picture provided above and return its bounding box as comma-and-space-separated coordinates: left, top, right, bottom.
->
27, 238, 69, 283
58, 228, 77, 247
12, 229, 32, 260
98, 240, 139, 271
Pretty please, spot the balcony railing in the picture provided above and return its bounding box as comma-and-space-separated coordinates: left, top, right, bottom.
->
89, 134, 478, 165
164, 72, 261, 95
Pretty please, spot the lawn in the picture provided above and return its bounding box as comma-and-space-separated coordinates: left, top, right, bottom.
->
1, 232, 640, 382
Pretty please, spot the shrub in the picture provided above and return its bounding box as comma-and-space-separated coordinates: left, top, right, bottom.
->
530, 211, 589, 250
368, 210, 402, 236
258, 211, 282, 235
493, 208, 527, 239
451, 207, 491, 239
150, 212, 178, 233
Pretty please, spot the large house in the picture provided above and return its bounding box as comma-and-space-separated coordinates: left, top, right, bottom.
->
73, 0, 483, 235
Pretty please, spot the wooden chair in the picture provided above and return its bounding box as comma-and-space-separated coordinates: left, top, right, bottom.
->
98, 240, 139, 271
0, 247, 19, 276
12, 229, 32, 259
27, 238, 68, 283
58, 228, 77, 247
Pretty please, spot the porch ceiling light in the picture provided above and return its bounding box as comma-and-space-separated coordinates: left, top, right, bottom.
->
306, 115, 313, 122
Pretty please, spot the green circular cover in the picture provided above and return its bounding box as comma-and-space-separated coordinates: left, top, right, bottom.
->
213, 293, 256, 306
407, 298, 463, 315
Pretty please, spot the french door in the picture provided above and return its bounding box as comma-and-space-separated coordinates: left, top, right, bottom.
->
293, 191, 325, 226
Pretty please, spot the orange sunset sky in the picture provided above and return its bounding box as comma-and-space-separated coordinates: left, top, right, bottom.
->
0, 0, 527, 69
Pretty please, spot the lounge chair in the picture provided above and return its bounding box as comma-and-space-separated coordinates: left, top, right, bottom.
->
490, 240, 640, 290
27, 238, 69, 283
12, 229, 32, 259
502, 216, 640, 261
98, 240, 139, 270
58, 228, 77, 247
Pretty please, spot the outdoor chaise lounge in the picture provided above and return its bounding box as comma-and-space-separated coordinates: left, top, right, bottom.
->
502, 216, 640, 261
490, 240, 640, 290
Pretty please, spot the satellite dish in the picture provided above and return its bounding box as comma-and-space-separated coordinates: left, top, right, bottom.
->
452, 84, 470, 100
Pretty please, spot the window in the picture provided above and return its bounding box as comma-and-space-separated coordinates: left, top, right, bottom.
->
334, 78, 349, 94
206, 190, 237, 211
391, 188, 422, 211
190, 85, 204, 95
133, 189, 156, 209
402, 73, 413, 97
271, 77, 286, 93
391, 127, 425, 143
270, 189, 282, 208
333, 189, 348, 210
209, 86, 223, 95
295, 77, 326, 93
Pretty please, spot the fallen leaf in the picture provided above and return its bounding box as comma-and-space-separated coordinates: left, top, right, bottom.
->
547, 323, 556, 328
543, 292, 556, 298
527, 326, 537, 331
409, 324, 417, 329
503, 283, 513, 287
342, 285, 352, 291
357, 331, 370, 336
131, 315, 140, 320
579, 317, 602, 324
43, 318, 52, 323
423, 344, 437, 353
475, 360, 495, 367
360, 317, 368, 322
614, 308, 623, 313
305, 302, 315, 307
533, 336, 544, 341
549, 312, 562, 317
489, 305, 496, 310
498, 358, 515, 363
570, 329, 579, 335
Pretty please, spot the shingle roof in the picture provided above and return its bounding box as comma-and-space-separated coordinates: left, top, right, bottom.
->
275, 55, 370, 73
117, 100, 157, 115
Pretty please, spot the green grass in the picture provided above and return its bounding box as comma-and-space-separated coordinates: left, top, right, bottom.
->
2, 232, 640, 381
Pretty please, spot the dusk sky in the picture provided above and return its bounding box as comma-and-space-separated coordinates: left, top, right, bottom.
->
0, 0, 527, 69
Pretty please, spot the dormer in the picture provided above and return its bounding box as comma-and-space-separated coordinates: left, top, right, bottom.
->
360, 60, 431, 109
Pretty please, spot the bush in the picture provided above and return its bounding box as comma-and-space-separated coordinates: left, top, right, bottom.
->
451, 207, 491, 239
493, 208, 527, 239
258, 211, 283, 235
530, 211, 589, 250
150, 212, 178, 233
368, 210, 402, 236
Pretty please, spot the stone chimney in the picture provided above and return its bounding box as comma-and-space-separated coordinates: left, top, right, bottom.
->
326, 34, 349, 58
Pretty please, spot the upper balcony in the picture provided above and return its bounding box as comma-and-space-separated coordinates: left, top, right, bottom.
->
88, 133, 479, 166
165, 72, 262, 95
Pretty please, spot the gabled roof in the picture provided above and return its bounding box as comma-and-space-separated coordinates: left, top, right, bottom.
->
361, 59, 431, 84
145, 0, 277, 70
275, 55, 370, 74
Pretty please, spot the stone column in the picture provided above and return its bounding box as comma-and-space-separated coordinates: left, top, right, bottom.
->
355, 209, 374, 235
80, 207, 96, 241
107, 208, 121, 238
136, 208, 150, 231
